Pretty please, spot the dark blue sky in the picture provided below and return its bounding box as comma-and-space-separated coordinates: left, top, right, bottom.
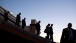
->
0, 0, 76, 42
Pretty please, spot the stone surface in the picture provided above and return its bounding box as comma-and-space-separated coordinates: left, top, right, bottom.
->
0, 29, 36, 43
30, 26, 36, 33
24, 26, 30, 32
0, 18, 55, 43
31, 19, 36, 24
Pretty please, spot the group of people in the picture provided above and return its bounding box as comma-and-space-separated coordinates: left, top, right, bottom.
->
3, 11, 76, 43
3, 11, 53, 41
35, 21, 76, 43
44, 24, 53, 41
4, 11, 26, 29
15, 13, 26, 29
37, 23, 76, 43
36, 21, 76, 43
35, 21, 54, 41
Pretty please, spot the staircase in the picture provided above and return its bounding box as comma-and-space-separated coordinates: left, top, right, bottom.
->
0, 6, 56, 43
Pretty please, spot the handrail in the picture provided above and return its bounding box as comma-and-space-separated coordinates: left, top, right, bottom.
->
0, 6, 23, 27
0, 13, 15, 24
0, 6, 6, 11
0, 6, 16, 21
0, 6, 17, 25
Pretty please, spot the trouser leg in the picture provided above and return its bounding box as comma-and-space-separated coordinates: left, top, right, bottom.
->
50, 34, 53, 41
37, 30, 40, 35
46, 33, 49, 39
22, 25, 25, 29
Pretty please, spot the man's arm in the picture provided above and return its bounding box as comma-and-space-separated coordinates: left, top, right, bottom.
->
60, 29, 65, 43
25, 21, 26, 26
39, 24, 41, 30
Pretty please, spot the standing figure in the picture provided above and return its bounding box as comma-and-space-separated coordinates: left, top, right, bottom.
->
60, 23, 76, 43
36, 21, 41, 35
44, 24, 50, 39
49, 24, 54, 41
15, 13, 21, 26
4, 11, 9, 21
22, 18, 26, 29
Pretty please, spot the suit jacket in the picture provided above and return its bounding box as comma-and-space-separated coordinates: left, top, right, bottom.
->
44, 25, 50, 33
16, 14, 21, 22
49, 26, 53, 34
22, 19, 26, 26
60, 28, 76, 43
36, 23, 40, 30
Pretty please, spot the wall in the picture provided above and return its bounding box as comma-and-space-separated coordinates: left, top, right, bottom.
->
0, 21, 44, 43
0, 19, 55, 43
24, 19, 37, 34
0, 29, 36, 43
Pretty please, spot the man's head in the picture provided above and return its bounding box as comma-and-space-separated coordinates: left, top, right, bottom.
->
51, 24, 53, 26
38, 21, 41, 23
19, 13, 21, 15
24, 18, 26, 20
48, 24, 50, 26
7, 11, 9, 13
68, 23, 72, 28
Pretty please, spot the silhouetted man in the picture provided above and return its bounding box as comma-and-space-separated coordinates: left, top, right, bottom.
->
22, 18, 26, 29
60, 23, 76, 43
36, 21, 41, 35
49, 24, 54, 41
15, 13, 21, 26
44, 24, 50, 39
4, 11, 9, 21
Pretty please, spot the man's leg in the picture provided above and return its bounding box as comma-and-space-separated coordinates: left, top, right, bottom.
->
22, 25, 23, 29
36, 29, 38, 35
15, 21, 17, 25
15, 19, 18, 25
22, 26, 25, 29
18, 22, 20, 27
37, 30, 40, 35
6, 17, 8, 21
4, 17, 7, 21
16, 22, 18, 26
50, 34, 53, 41
51, 34, 53, 41
46, 33, 49, 39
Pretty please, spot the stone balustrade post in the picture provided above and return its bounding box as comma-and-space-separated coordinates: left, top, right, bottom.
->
30, 19, 36, 34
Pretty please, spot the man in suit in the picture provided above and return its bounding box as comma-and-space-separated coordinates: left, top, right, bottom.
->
36, 21, 41, 35
44, 24, 50, 39
60, 23, 76, 43
15, 13, 21, 26
4, 11, 9, 21
22, 18, 26, 29
49, 24, 54, 41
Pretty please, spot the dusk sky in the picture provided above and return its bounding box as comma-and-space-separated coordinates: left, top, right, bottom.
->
0, 0, 76, 42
